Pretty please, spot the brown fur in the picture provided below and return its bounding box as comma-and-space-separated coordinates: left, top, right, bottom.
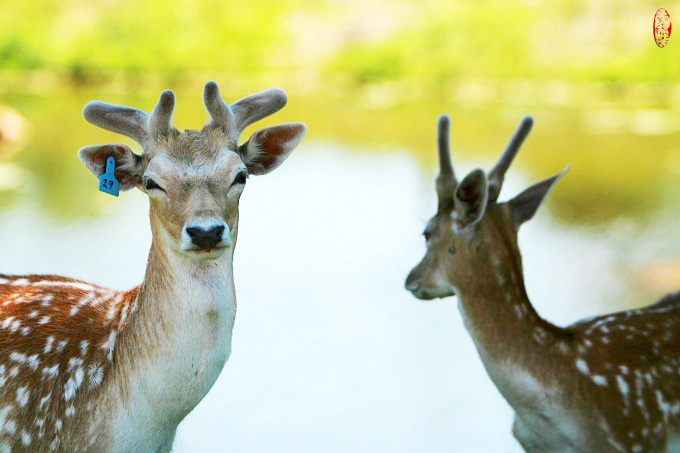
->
0, 275, 139, 451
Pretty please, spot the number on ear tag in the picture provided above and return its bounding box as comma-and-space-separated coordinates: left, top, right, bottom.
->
99, 157, 120, 197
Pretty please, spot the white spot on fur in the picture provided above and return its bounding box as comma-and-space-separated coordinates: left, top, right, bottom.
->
57, 339, 68, 352
65, 405, 75, 416
64, 378, 76, 401
74, 367, 84, 388
11, 278, 29, 286
592, 375, 608, 386
0, 405, 12, 434
38, 315, 50, 324
106, 302, 116, 320
38, 392, 51, 410
616, 375, 630, 396
28, 310, 39, 318
55, 419, 62, 431
79, 340, 89, 356
27, 354, 39, 370
9, 352, 26, 364
42, 364, 59, 379
44, 336, 55, 354
68, 357, 83, 370
16, 386, 29, 407
103, 330, 116, 360
576, 358, 590, 375
120, 302, 130, 324
20, 430, 31, 446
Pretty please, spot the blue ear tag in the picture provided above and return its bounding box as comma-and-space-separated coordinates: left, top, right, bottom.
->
99, 157, 120, 197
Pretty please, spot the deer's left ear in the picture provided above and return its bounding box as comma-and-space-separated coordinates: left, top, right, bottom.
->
239, 123, 306, 175
454, 169, 488, 228
508, 167, 569, 226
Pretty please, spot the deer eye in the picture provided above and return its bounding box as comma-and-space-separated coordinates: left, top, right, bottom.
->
144, 178, 165, 192
423, 231, 432, 241
232, 171, 247, 186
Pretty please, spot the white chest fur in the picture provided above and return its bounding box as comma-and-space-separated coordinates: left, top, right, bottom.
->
109, 258, 236, 452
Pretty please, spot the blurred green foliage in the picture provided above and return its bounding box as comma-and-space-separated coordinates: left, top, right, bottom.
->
0, 0, 678, 85
0, 0, 678, 224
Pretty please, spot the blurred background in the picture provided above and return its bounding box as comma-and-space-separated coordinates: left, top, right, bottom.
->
0, 0, 679, 451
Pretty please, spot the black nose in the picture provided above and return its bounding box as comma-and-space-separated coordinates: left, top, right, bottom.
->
185, 225, 225, 249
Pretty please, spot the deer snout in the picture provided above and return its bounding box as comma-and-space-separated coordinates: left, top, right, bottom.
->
184, 223, 231, 250
405, 262, 455, 300
405, 272, 421, 293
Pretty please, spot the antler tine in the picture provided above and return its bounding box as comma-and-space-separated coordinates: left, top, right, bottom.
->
83, 90, 177, 146
231, 88, 287, 134
83, 101, 149, 145
487, 115, 534, 201
436, 114, 457, 213
147, 90, 176, 139
203, 81, 236, 136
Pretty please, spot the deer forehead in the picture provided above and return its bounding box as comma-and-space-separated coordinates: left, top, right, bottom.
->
146, 150, 245, 185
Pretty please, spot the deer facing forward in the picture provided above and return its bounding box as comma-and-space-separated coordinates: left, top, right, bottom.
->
0, 81, 306, 452
406, 115, 680, 452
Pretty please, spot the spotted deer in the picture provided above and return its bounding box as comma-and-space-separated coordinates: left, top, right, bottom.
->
405, 115, 680, 452
0, 81, 306, 452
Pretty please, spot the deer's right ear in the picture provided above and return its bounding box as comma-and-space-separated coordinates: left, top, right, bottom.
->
238, 123, 306, 175
507, 167, 568, 226
78, 144, 145, 190
454, 169, 488, 228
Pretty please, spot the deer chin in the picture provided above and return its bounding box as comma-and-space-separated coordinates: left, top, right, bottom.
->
410, 287, 456, 301
181, 244, 230, 261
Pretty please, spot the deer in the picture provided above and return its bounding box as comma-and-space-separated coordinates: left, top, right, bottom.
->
405, 114, 680, 452
0, 81, 306, 452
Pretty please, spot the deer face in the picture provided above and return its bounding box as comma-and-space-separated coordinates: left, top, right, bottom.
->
142, 135, 246, 259
405, 212, 458, 300
406, 114, 566, 300
78, 82, 306, 260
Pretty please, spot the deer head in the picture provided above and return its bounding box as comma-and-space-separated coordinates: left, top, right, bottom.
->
405, 114, 567, 300
78, 81, 306, 260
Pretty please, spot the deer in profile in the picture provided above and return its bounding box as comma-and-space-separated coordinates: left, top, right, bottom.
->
406, 115, 680, 452
0, 81, 306, 452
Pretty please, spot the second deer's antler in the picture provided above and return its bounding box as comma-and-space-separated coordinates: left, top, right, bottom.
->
487, 115, 534, 201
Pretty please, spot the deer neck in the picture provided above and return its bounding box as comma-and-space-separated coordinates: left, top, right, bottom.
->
454, 231, 571, 409
106, 215, 238, 443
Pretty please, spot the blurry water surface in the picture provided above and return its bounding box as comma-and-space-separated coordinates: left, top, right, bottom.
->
0, 90, 679, 452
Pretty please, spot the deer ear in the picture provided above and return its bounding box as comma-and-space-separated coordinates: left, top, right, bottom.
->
78, 144, 145, 191
454, 169, 488, 227
508, 167, 568, 226
238, 123, 306, 175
